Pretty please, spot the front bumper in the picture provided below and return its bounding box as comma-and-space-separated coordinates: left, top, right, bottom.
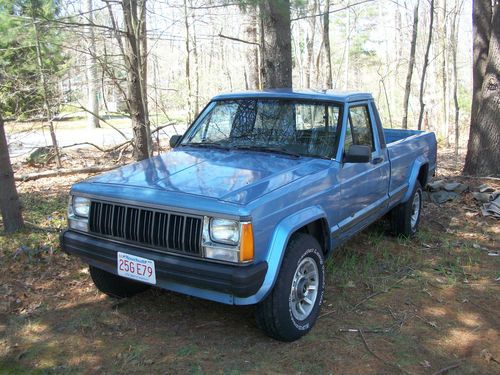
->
60, 230, 267, 301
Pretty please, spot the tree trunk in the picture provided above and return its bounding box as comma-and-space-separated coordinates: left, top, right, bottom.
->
122, 0, 149, 160
323, 0, 333, 89
192, 10, 200, 117
439, 0, 449, 145
0, 114, 24, 233
463, 2, 500, 176
139, 0, 151, 156
305, 0, 317, 88
402, 1, 419, 129
259, 0, 293, 88
417, 0, 435, 131
31, 3, 62, 168
85, 0, 100, 129
344, 2, 350, 90
183, 0, 193, 123
244, 4, 260, 90
450, 3, 460, 158
469, 0, 493, 122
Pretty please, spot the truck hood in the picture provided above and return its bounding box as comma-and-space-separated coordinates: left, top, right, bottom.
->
84, 147, 329, 205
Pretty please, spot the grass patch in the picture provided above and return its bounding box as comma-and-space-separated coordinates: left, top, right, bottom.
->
176, 344, 198, 357
0, 360, 32, 375
327, 228, 417, 294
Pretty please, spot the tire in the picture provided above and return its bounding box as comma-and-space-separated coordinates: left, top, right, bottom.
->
390, 181, 423, 237
255, 233, 325, 342
89, 265, 150, 298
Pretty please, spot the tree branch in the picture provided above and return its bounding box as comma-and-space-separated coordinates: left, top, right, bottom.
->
218, 33, 260, 46
291, 0, 375, 21
15, 165, 122, 182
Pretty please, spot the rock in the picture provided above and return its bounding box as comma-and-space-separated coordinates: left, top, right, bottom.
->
443, 182, 461, 191
472, 192, 492, 203
478, 184, 495, 193
442, 181, 468, 194
26, 146, 55, 165
481, 195, 500, 219
430, 190, 458, 204
427, 180, 445, 191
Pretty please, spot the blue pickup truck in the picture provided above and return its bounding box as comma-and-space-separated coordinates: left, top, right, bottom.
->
61, 90, 437, 341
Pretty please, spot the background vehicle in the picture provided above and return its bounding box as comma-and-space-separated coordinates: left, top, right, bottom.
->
61, 90, 437, 341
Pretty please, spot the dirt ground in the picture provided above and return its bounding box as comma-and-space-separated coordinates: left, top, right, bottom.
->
0, 147, 499, 375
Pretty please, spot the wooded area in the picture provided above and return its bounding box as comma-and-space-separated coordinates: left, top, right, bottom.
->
1, 2, 499, 373
0, 0, 499, 227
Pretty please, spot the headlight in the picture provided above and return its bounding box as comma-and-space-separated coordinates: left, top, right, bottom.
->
210, 218, 240, 245
203, 218, 254, 263
73, 196, 91, 218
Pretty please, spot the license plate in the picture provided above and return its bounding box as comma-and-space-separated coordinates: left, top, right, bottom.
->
117, 252, 156, 285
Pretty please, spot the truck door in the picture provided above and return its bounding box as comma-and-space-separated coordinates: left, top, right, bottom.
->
336, 102, 390, 234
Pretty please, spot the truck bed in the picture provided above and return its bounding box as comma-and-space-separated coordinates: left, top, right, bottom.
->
384, 128, 437, 197
384, 128, 424, 144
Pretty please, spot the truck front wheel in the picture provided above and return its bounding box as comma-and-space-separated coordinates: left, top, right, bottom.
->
89, 265, 150, 298
390, 181, 423, 237
256, 234, 325, 342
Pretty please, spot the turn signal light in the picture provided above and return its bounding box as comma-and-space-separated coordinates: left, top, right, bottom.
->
239, 223, 254, 262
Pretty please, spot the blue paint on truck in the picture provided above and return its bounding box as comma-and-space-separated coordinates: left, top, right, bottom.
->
61, 90, 437, 340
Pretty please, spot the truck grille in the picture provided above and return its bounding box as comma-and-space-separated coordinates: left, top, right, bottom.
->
88, 201, 203, 255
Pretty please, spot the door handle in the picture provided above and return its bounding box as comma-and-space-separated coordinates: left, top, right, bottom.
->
372, 157, 383, 164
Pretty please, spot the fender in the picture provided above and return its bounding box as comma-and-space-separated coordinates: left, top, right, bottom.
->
233, 205, 328, 305
402, 156, 428, 203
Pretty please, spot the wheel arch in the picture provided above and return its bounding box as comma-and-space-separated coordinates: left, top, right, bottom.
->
402, 157, 428, 203
295, 218, 330, 256
233, 206, 329, 305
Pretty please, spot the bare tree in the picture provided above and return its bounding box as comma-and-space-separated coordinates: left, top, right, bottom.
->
417, 0, 435, 131
85, 0, 100, 129
438, 0, 449, 145
469, 0, 493, 122
183, 0, 193, 123
464, 1, 499, 176
120, 0, 150, 160
323, 0, 333, 89
344, 2, 350, 90
244, 4, 260, 90
191, 8, 200, 116
31, 3, 62, 168
259, 0, 293, 88
0, 114, 24, 233
305, 0, 318, 88
139, 0, 151, 153
402, 1, 419, 129
450, 1, 462, 158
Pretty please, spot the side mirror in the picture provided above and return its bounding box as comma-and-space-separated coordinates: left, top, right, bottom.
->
344, 145, 371, 163
169, 134, 182, 148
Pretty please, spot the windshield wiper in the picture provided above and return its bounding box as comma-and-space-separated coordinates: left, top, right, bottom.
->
182, 142, 230, 151
232, 145, 301, 158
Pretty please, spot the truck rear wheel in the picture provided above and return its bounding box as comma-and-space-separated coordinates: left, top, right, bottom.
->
255, 233, 325, 342
89, 265, 150, 298
390, 181, 422, 237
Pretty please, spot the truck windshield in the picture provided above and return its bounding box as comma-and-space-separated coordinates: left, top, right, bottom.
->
181, 99, 342, 159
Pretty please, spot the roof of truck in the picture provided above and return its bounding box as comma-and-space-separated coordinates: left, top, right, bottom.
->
212, 89, 373, 103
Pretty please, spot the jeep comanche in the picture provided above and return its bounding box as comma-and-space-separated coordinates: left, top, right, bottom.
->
61, 90, 437, 341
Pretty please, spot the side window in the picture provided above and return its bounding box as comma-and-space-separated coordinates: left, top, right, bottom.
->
345, 105, 375, 152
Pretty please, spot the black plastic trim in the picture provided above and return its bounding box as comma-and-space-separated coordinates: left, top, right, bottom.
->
60, 230, 267, 298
